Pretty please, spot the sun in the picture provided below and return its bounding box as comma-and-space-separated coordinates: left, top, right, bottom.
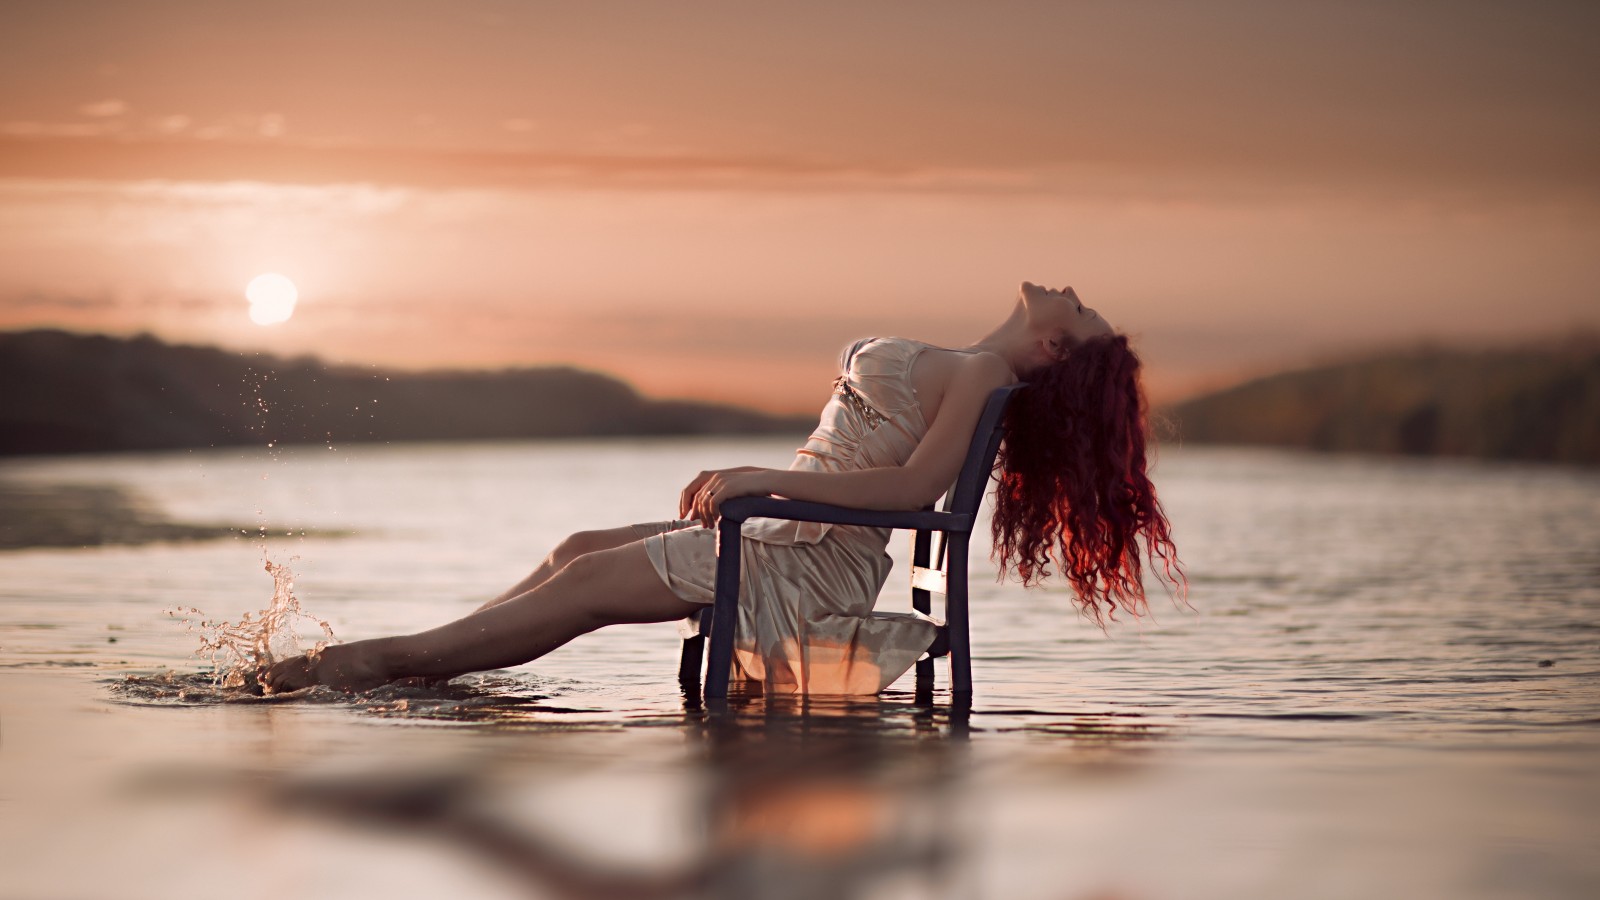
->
246, 273, 298, 325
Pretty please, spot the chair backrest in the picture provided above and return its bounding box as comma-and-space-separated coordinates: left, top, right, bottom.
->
942, 383, 1025, 516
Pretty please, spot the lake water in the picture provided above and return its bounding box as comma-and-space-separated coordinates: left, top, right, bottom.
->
2, 438, 1598, 899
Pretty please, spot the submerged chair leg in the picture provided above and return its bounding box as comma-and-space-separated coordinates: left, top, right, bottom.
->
678, 610, 707, 686
703, 520, 743, 698
945, 533, 973, 695
911, 529, 934, 692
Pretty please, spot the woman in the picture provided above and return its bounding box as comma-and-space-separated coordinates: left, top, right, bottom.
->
265, 282, 1183, 695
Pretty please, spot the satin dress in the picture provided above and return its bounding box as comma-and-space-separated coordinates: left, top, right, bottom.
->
632, 336, 951, 695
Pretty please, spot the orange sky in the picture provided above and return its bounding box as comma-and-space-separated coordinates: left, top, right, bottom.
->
2, 1, 1597, 411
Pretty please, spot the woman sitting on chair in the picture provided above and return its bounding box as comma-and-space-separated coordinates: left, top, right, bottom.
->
265, 282, 1183, 695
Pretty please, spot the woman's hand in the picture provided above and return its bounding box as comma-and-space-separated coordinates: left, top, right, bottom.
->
680, 467, 772, 526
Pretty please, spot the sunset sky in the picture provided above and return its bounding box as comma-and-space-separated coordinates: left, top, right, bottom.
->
2, 0, 1597, 411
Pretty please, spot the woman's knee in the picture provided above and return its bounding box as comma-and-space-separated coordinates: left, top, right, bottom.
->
549, 529, 611, 569
558, 545, 697, 627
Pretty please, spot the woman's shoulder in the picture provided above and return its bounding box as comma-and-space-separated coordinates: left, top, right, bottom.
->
932, 348, 1016, 398
956, 347, 1015, 378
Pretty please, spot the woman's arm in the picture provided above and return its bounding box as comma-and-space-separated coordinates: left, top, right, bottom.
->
688, 353, 1014, 523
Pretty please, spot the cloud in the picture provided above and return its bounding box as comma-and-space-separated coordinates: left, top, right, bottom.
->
0, 125, 1592, 213
78, 99, 128, 117
7, 288, 224, 311
151, 115, 191, 134
0, 133, 1050, 197
2, 122, 110, 137
2, 290, 120, 312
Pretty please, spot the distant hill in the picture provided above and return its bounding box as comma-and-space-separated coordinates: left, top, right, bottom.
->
0, 329, 811, 456
1166, 338, 1600, 465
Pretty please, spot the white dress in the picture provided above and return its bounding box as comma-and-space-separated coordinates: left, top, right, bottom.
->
634, 337, 948, 695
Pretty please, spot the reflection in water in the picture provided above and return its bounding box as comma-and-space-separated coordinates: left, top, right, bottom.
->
110, 667, 1169, 743
273, 700, 954, 898
108, 673, 1164, 898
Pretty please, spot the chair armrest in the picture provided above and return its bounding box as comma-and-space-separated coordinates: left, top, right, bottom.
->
719, 496, 974, 533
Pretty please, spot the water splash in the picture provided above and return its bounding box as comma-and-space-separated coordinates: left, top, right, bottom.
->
168, 556, 337, 690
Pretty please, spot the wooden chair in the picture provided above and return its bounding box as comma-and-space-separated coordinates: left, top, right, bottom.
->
679, 384, 1024, 699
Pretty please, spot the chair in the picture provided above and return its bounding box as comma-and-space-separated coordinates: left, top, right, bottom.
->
679, 383, 1024, 700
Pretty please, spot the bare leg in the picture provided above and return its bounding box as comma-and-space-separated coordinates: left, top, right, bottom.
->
376, 525, 650, 688
474, 525, 645, 613
265, 542, 698, 693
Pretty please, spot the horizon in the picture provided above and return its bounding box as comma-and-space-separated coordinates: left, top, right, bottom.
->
3, 2, 1598, 413
11, 323, 1595, 417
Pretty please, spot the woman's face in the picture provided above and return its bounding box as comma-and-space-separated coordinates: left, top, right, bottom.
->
1019, 281, 1114, 353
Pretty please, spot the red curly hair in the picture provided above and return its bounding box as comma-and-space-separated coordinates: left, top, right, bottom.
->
992, 334, 1185, 624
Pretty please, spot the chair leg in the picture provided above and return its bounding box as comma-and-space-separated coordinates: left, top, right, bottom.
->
678, 621, 706, 686
704, 520, 743, 698
911, 529, 934, 693
946, 534, 972, 695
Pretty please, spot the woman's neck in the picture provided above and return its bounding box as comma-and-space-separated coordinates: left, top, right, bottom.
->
960, 307, 1033, 377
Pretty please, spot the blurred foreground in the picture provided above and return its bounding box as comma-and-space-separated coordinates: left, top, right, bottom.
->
6, 668, 1597, 900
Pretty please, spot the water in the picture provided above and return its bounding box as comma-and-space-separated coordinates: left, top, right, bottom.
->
165, 555, 337, 692
2, 438, 1598, 899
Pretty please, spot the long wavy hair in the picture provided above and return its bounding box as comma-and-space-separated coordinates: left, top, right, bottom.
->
992, 334, 1185, 625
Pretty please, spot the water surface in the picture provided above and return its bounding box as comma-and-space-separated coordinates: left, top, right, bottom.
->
2, 439, 1597, 898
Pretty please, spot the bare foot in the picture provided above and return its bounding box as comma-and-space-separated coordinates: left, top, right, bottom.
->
264, 641, 390, 694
